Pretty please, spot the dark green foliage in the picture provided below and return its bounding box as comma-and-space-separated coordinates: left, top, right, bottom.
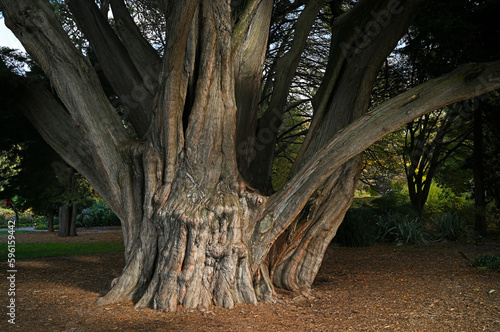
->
404, 0, 500, 79
334, 191, 426, 247
474, 254, 500, 271
370, 192, 418, 218
375, 212, 429, 245
334, 191, 478, 246
432, 212, 472, 242
334, 208, 376, 247
33, 215, 59, 230
76, 200, 120, 228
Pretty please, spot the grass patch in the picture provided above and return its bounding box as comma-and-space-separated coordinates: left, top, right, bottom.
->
0, 230, 33, 235
0, 242, 124, 260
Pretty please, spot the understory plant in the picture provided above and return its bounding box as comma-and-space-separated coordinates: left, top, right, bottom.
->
77, 200, 120, 227
375, 212, 429, 245
432, 211, 472, 242
474, 254, 500, 270
335, 207, 376, 247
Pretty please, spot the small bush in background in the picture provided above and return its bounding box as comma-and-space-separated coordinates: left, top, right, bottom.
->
334, 207, 376, 247
423, 184, 473, 222
474, 254, 500, 270
0, 209, 35, 228
432, 212, 472, 242
375, 212, 429, 245
34, 215, 59, 230
77, 199, 120, 227
0, 212, 9, 227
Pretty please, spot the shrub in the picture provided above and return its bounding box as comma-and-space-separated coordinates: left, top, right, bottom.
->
474, 254, 500, 270
334, 207, 376, 247
369, 191, 419, 218
77, 200, 120, 227
0, 213, 9, 227
0, 211, 35, 228
375, 212, 429, 245
432, 212, 472, 242
18, 213, 34, 227
370, 191, 404, 211
33, 215, 59, 230
423, 184, 473, 221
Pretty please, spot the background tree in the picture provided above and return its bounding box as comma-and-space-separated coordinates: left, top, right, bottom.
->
0, 0, 499, 313
481, 93, 500, 229
0, 47, 93, 234
403, 103, 474, 217
391, 0, 499, 225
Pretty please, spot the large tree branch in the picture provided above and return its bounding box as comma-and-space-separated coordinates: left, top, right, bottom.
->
233, 0, 273, 183
232, 0, 270, 55
264, 0, 330, 118
249, 60, 500, 274
247, 0, 331, 192
292, 0, 426, 174
1, 0, 132, 212
15, 80, 122, 212
67, 0, 155, 138
109, 0, 161, 79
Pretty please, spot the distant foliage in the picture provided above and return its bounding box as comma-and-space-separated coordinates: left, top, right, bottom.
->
375, 212, 429, 245
474, 255, 500, 271
334, 189, 480, 247
423, 184, 472, 221
432, 212, 472, 242
0, 206, 35, 228
77, 200, 120, 227
33, 215, 56, 230
335, 208, 376, 247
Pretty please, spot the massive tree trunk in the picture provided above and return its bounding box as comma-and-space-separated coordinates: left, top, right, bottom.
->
2, 0, 500, 312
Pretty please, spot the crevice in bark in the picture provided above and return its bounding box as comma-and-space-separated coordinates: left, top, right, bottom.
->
253, 262, 276, 302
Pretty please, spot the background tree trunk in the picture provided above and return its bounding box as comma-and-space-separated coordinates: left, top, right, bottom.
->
47, 209, 55, 233
58, 204, 70, 237
70, 203, 78, 236
473, 102, 487, 236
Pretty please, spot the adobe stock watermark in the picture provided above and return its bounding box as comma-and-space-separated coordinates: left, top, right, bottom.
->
340, 0, 403, 61
5, 213, 17, 325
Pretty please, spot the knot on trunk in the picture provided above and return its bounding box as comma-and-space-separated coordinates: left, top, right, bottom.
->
206, 242, 248, 260
207, 243, 226, 259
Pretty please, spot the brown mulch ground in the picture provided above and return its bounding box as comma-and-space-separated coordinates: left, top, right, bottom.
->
1, 228, 499, 331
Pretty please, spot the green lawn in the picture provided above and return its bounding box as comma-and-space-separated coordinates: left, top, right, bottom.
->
0, 241, 124, 260
0, 230, 32, 235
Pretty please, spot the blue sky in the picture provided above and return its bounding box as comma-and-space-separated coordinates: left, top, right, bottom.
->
0, 18, 25, 51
